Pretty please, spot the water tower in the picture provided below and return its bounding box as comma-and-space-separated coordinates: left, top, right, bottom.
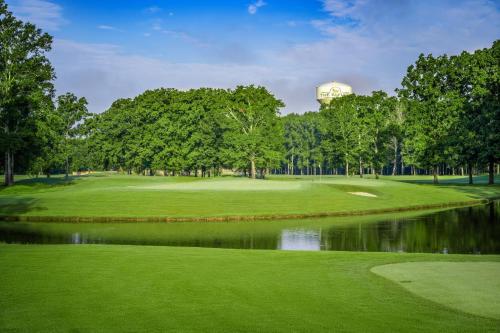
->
316, 81, 353, 104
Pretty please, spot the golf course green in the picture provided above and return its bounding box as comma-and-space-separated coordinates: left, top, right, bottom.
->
371, 261, 500, 319
0, 244, 499, 332
0, 173, 498, 221
1, 174, 499, 332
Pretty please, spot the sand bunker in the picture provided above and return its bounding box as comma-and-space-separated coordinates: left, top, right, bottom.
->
348, 192, 377, 197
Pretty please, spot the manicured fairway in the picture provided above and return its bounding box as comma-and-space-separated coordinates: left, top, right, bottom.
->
0, 244, 499, 332
0, 174, 498, 220
371, 262, 500, 319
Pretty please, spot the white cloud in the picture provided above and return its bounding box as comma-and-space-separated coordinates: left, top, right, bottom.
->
151, 19, 163, 31
161, 29, 208, 47
50, 39, 279, 113
287, 0, 500, 100
8, 0, 66, 30
98, 25, 123, 32
322, 0, 364, 17
248, 0, 266, 15
144, 6, 161, 14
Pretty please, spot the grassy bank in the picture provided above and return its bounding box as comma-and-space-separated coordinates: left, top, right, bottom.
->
0, 174, 499, 221
0, 244, 499, 332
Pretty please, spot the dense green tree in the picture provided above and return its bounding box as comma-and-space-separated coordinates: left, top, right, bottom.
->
465, 41, 499, 184
282, 112, 323, 175
321, 94, 361, 176
30, 97, 60, 177
0, 0, 54, 185
224, 85, 284, 178
399, 40, 498, 184
364, 92, 398, 179
398, 54, 465, 184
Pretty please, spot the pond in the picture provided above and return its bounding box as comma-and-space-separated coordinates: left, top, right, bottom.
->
0, 201, 499, 254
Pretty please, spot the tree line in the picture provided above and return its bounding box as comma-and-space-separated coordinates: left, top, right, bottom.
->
281, 40, 498, 184
1, 0, 498, 185
84, 86, 283, 178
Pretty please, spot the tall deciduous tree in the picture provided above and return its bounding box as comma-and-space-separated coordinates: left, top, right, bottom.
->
56, 93, 89, 178
398, 54, 464, 184
466, 41, 499, 184
225, 85, 284, 178
0, 1, 54, 185
321, 94, 359, 176
365, 91, 397, 179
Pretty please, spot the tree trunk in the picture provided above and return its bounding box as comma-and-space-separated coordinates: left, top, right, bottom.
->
65, 156, 69, 179
359, 157, 363, 178
345, 160, 349, 177
250, 157, 256, 179
4, 149, 14, 186
488, 159, 495, 185
433, 166, 439, 184
467, 162, 473, 184
392, 139, 398, 176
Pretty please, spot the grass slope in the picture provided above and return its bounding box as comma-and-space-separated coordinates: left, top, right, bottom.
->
371, 261, 500, 319
0, 174, 499, 220
0, 244, 499, 333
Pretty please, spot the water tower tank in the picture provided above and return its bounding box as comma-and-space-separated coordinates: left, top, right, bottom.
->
316, 81, 353, 104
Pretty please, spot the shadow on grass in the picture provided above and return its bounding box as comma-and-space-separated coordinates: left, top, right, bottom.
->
440, 185, 500, 200
0, 198, 45, 215
393, 175, 500, 200
0, 176, 80, 192
394, 175, 499, 185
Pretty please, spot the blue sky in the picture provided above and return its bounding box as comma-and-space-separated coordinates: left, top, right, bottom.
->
5, 0, 500, 114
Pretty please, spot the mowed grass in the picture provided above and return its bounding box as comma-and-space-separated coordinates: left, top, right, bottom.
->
0, 244, 498, 333
371, 261, 500, 319
0, 173, 499, 219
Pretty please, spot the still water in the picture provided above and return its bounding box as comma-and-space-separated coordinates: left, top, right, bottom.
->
0, 201, 498, 254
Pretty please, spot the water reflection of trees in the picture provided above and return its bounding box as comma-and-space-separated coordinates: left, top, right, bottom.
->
321, 202, 500, 254
0, 202, 498, 254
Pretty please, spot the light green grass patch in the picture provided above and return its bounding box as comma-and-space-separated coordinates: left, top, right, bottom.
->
131, 178, 307, 191
371, 261, 500, 319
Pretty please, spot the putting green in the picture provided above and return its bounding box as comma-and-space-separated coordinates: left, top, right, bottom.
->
131, 178, 307, 191
371, 262, 500, 319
